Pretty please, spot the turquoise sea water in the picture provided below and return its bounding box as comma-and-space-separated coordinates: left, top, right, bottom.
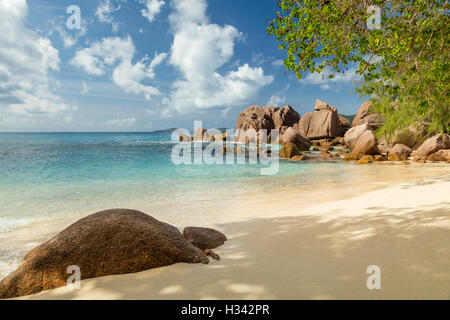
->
0, 132, 322, 277
0, 132, 314, 220
0, 132, 330, 223
0, 132, 448, 279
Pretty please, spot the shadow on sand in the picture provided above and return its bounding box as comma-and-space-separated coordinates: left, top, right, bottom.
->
21, 200, 450, 300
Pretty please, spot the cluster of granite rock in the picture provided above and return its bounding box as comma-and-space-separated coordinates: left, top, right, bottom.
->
179, 128, 227, 143
343, 102, 450, 164
230, 99, 450, 164
179, 100, 351, 159
0, 209, 227, 299
232, 100, 348, 160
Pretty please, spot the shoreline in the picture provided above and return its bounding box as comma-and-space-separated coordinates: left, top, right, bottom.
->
16, 172, 450, 300
1, 162, 448, 280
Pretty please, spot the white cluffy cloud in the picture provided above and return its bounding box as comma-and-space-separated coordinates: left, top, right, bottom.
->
96, 0, 121, 32
48, 18, 87, 49
71, 36, 167, 100
267, 94, 286, 107
267, 84, 290, 106
302, 67, 360, 91
0, 0, 72, 120
164, 0, 273, 115
140, 0, 165, 22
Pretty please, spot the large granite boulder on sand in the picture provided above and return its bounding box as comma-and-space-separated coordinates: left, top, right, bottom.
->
388, 144, 412, 161
183, 227, 227, 251
236, 106, 275, 142
344, 124, 371, 151
412, 134, 450, 158
314, 99, 337, 112
0, 209, 210, 299
237, 105, 275, 132
272, 104, 301, 129
427, 149, 450, 162
377, 140, 391, 155
352, 101, 384, 129
351, 130, 380, 158
282, 127, 311, 151
269, 126, 288, 144
298, 100, 343, 139
236, 105, 301, 142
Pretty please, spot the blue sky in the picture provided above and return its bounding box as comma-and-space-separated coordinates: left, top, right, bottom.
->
0, 0, 364, 132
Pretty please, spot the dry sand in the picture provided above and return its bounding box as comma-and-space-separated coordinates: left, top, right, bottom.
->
19, 174, 450, 300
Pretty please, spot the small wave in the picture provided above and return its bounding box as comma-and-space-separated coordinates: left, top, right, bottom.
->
0, 216, 36, 233
0, 251, 22, 280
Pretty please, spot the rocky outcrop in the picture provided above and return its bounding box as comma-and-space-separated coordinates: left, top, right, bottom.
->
179, 133, 192, 142
211, 133, 227, 142
298, 100, 343, 140
237, 105, 275, 131
193, 128, 208, 141
0, 209, 211, 299
182, 130, 227, 142
412, 134, 450, 158
343, 154, 359, 161
390, 124, 428, 149
375, 124, 428, 152
269, 126, 288, 144
427, 149, 450, 162
351, 130, 380, 158
352, 101, 384, 129
331, 136, 345, 146
182, 227, 227, 251
235, 101, 351, 143
321, 150, 333, 158
290, 154, 310, 161
413, 156, 427, 163
344, 124, 371, 151
388, 144, 412, 161
355, 155, 374, 164
282, 127, 311, 151
272, 104, 301, 129
236, 106, 275, 142
339, 115, 351, 134
236, 105, 301, 143
374, 155, 387, 161
377, 140, 391, 155
314, 99, 337, 112
280, 143, 302, 158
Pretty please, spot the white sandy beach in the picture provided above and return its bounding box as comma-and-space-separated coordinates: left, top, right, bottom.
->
18, 171, 450, 300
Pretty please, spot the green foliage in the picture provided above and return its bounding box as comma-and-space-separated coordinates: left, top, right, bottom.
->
267, 0, 449, 138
